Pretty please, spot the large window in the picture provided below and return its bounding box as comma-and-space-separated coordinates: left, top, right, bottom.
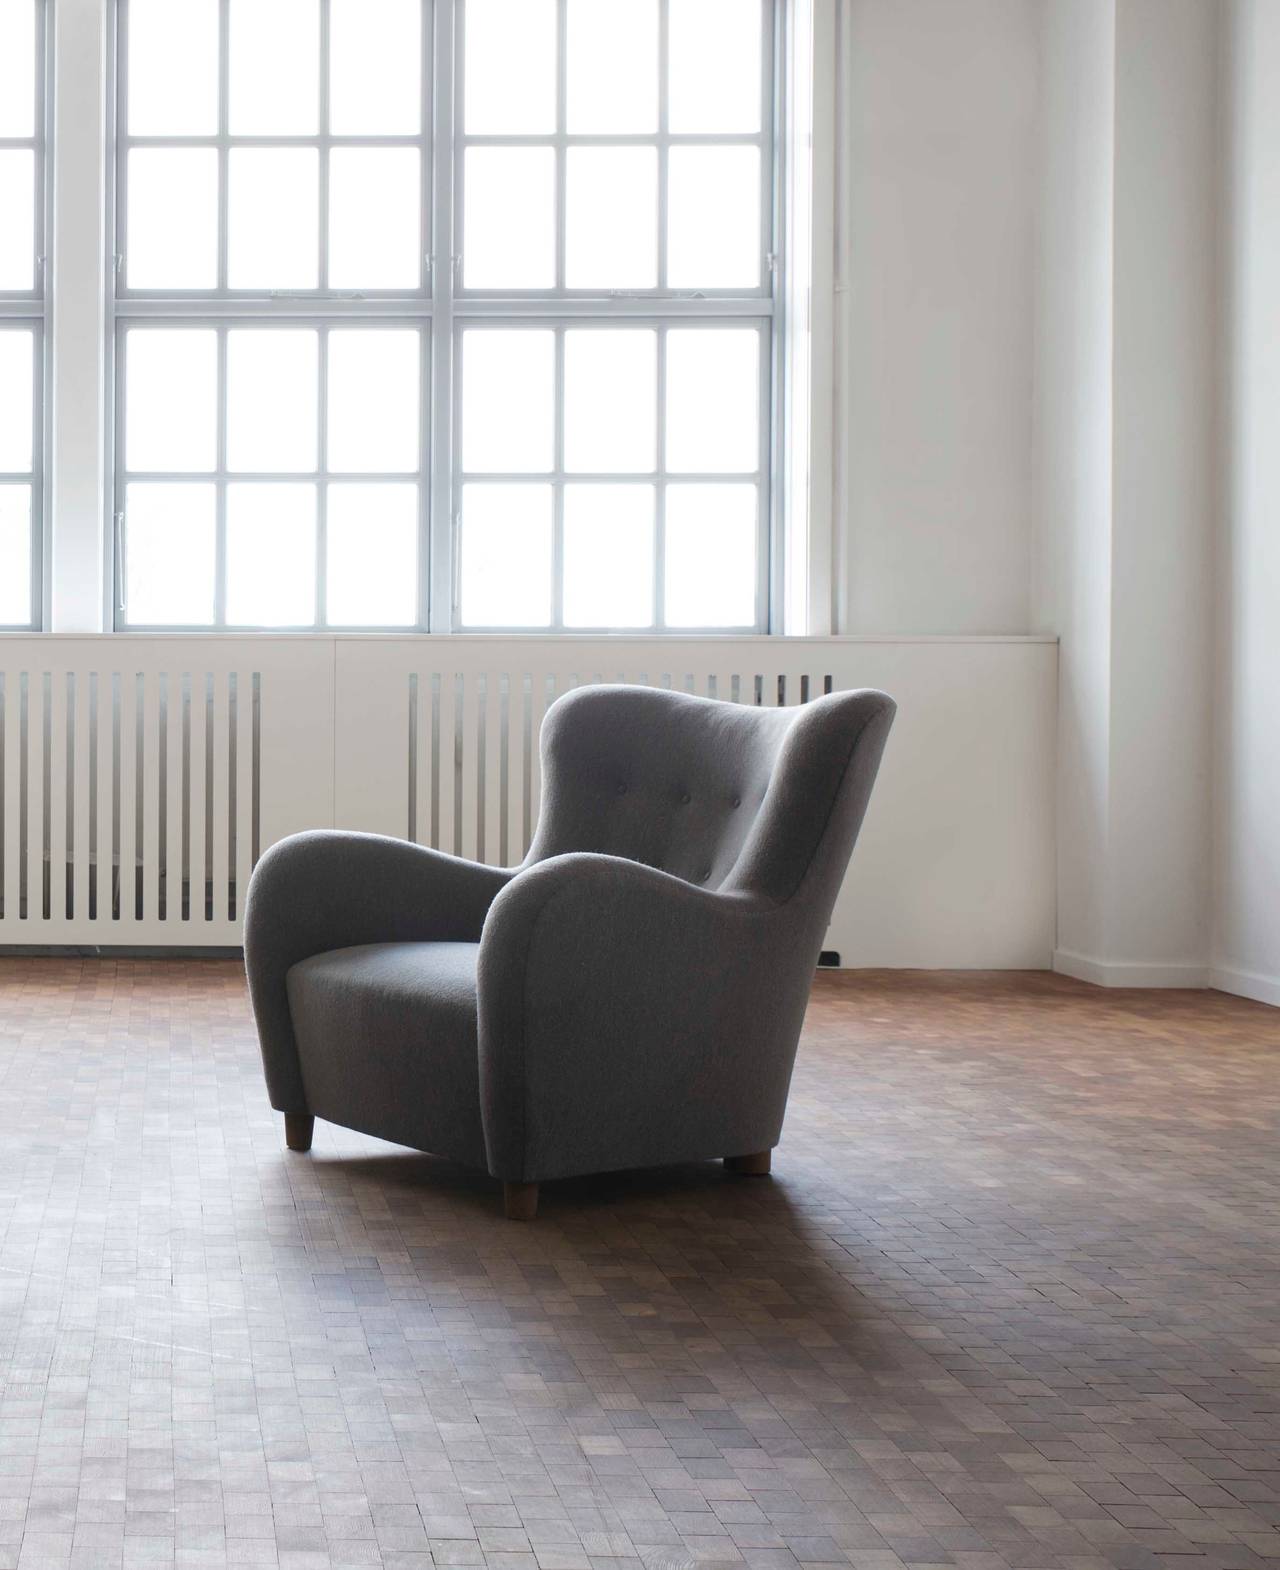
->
0, 0, 43, 630
115, 0, 429, 629
113, 0, 776, 632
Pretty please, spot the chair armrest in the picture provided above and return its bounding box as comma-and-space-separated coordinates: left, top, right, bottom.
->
477, 853, 819, 1182
245, 830, 512, 1112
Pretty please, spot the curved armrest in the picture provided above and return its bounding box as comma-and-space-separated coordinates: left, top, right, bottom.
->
245, 830, 512, 1111
477, 853, 820, 1182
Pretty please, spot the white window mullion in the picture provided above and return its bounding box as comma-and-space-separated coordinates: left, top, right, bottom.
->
49, 0, 108, 631
429, 0, 457, 631
782, 0, 834, 636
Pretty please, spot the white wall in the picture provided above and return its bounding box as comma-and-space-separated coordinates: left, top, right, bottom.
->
1107, 0, 1217, 977
1031, 0, 1115, 966
1216, 1, 1280, 1006
831, 0, 1236, 991
1030, 0, 1220, 988
837, 0, 1039, 636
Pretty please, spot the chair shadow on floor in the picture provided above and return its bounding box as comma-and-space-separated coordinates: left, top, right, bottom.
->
283, 1137, 810, 1225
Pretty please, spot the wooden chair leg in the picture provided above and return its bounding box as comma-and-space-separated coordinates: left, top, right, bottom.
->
285, 1113, 314, 1152
725, 1150, 771, 1176
504, 1181, 539, 1221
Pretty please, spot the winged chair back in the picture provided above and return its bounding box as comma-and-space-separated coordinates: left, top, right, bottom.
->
527, 683, 894, 912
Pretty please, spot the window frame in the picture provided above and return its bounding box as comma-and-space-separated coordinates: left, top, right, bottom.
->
113, 316, 433, 632
103, 0, 805, 636
451, 316, 772, 633
452, 0, 776, 305
445, 0, 778, 634
0, 0, 48, 632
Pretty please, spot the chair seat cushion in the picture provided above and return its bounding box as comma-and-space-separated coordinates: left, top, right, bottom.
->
286, 941, 486, 1168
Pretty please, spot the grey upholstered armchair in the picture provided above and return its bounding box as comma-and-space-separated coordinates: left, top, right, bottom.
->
244, 684, 895, 1218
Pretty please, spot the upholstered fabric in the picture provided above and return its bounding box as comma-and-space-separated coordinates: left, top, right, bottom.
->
287, 942, 486, 1167
245, 833, 509, 1112
245, 685, 896, 1186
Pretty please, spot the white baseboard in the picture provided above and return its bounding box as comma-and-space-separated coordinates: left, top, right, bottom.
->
1209, 964, 1280, 1008
1053, 949, 1209, 988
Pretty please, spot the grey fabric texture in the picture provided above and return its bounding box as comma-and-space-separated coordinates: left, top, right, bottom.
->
244, 685, 895, 1184
244, 833, 510, 1112
287, 942, 487, 1168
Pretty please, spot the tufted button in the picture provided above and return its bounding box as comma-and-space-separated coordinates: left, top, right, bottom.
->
679, 791, 691, 805
731, 794, 742, 808
699, 867, 712, 882
616, 782, 628, 795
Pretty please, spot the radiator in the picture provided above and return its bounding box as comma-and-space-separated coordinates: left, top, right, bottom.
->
0, 640, 332, 946
0, 636, 1058, 965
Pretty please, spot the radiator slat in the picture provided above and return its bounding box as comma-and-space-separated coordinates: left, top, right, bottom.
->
117, 673, 136, 925
437, 673, 458, 858
483, 669, 504, 867
143, 673, 161, 923
2, 677, 18, 923
459, 674, 480, 864
164, 671, 182, 924
95, 671, 112, 925
211, 673, 230, 925
235, 671, 254, 923
49, 672, 67, 922
27, 673, 43, 921
73, 670, 91, 921
189, 671, 208, 926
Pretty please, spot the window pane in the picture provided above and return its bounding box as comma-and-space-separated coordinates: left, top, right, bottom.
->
565, 149, 657, 290
666, 329, 759, 473
0, 0, 35, 138
229, 0, 320, 136
0, 151, 35, 291
0, 486, 32, 625
125, 330, 217, 474
126, 149, 218, 291
564, 485, 654, 628
127, 0, 219, 136
331, 0, 421, 134
226, 483, 317, 626
329, 149, 421, 291
463, 148, 555, 290
459, 484, 552, 627
465, 0, 555, 134
0, 330, 33, 472
461, 330, 554, 474
566, 0, 657, 134
668, 146, 761, 289
669, 0, 762, 133
564, 330, 656, 474
228, 149, 319, 290
327, 484, 418, 625
124, 483, 217, 625
328, 330, 420, 472
664, 484, 757, 627
226, 330, 318, 473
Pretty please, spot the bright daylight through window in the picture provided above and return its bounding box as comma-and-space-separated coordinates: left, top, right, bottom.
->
0, 0, 42, 630
113, 0, 776, 631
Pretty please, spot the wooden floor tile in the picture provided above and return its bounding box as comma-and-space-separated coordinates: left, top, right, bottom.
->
0, 960, 1277, 1570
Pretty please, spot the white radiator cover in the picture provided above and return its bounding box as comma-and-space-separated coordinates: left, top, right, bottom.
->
0, 635, 1056, 966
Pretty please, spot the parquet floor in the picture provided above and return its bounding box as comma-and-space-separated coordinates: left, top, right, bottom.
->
0, 962, 1278, 1570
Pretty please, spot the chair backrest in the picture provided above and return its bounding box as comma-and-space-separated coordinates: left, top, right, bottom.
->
525, 684, 896, 910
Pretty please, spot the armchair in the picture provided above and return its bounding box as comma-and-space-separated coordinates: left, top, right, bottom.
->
244, 684, 895, 1217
